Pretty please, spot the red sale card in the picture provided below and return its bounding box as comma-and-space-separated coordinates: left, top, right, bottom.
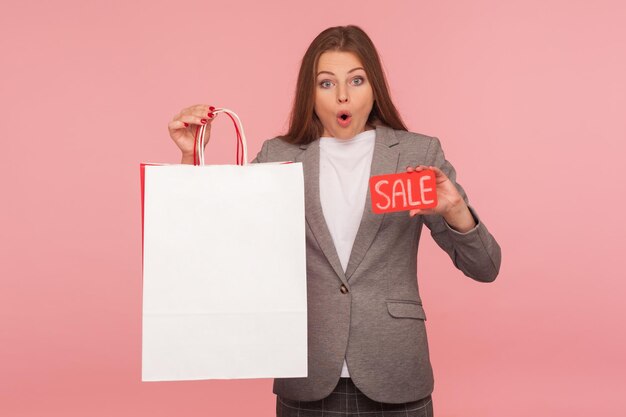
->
369, 170, 438, 214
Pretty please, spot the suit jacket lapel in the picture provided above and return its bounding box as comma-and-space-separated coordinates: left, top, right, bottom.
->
344, 125, 400, 280
299, 139, 348, 286
298, 124, 400, 286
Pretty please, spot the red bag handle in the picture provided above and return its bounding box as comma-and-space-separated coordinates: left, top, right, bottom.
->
193, 108, 248, 166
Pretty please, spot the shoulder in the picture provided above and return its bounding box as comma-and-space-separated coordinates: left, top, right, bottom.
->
262, 136, 301, 151
381, 126, 442, 161
376, 125, 438, 147
393, 129, 437, 147
256, 136, 303, 163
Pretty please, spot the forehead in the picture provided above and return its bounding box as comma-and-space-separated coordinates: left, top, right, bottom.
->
316, 51, 364, 73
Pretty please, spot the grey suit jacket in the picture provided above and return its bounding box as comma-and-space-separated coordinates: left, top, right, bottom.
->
251, 124, 502, 403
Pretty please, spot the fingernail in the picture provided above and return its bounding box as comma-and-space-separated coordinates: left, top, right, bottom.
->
209, 106, 215, 111
208, 112, 214, 118
201, 119, 207, 124
184, 122, 189, 127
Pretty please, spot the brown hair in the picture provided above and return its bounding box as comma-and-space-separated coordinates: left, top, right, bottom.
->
278, 25, 408, 145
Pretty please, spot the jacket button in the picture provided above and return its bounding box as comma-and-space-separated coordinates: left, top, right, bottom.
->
340, 284, 349, 294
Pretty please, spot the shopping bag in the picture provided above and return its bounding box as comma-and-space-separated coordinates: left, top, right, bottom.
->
140, 108, 307, 381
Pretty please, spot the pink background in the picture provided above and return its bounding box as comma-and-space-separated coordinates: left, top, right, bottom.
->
2, 0, 625, 416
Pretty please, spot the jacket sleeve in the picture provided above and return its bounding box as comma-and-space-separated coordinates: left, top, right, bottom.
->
421, 136, 502, 282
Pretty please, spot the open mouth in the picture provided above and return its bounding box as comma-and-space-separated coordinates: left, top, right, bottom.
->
337, 111, 352, 126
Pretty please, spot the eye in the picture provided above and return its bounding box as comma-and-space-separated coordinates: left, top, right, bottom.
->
319, 80, 333, 88
352, 76, 365, 85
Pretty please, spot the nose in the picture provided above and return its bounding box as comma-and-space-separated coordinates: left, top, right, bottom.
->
337, 85, 348, 104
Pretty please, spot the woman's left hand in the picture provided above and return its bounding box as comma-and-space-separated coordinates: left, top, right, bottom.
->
406, 165, 465, 217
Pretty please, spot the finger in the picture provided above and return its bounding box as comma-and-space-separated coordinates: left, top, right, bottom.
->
183, 104, 215, 113
428, 166, 446, 178
411, 206, 437, 216
406, 166, 414, 172
409, 208, 420, 217
179, 104, 218, 119
189, 108, 219, 120
168, 120, 190, 131
174, 114, 213, 127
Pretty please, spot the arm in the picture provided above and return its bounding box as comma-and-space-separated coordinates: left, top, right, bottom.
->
421, 137, 502, 282
180, 154, 194, 165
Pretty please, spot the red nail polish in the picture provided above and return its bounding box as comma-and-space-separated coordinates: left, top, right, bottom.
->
201, 119, 207, 124
208, 113, 214, 118
209, 106, 215, 111
184, 122, 189, 127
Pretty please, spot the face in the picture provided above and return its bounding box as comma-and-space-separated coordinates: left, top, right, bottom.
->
314, 50, 375, 139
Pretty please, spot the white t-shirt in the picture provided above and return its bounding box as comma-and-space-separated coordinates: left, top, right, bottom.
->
319, 128, 376, 378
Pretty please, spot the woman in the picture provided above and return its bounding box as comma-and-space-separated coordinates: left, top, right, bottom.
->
168, 25, 501, 417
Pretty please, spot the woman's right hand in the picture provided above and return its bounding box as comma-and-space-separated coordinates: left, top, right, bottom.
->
168, 104, 219, 158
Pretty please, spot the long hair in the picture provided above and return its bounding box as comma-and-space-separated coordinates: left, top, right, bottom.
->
278, 25, 408, 145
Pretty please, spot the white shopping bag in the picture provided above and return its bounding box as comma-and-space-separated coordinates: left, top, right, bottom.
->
141, 108, 307, 381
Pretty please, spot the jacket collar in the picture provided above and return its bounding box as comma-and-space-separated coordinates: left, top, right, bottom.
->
296, 125, 400, 286
298, 124, 399, 149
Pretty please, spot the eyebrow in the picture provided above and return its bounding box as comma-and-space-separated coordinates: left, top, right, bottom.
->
316, 67, 365, 77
